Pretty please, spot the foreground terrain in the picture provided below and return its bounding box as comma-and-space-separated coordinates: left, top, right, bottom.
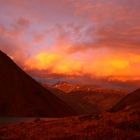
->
0, 109, 140, 140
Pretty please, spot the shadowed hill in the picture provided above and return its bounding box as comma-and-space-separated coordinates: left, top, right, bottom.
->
43, 83, 126, 115
110, 88, 140, 112
0, 50, 76, 117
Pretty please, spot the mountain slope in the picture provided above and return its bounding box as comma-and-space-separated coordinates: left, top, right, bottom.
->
44, 83, 127, 115
110, 88, 140, 112
47, 87, 100, 115
0, 50, 76, 117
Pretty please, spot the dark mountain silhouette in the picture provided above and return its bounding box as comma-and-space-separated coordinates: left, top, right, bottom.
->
110, 88, 140, 112
0, 50, 76, 117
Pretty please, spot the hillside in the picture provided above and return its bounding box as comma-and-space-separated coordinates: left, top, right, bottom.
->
44, 83, 127, 115
0, 110, 139, 140
110, 88, 140, 112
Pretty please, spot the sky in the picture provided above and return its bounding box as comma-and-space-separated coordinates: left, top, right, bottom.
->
0, 0, 140, 89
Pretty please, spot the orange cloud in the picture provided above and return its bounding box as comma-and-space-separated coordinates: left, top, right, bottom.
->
26, 52, 61, 70
25, 52, 83, 76
24, 50, 140, 83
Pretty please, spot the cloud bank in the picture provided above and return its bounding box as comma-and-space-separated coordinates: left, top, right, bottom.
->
0, 0, 140, 88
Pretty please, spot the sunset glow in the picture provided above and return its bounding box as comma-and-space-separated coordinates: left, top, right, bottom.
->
25, 51, 140, 82
0, 0, 140, 88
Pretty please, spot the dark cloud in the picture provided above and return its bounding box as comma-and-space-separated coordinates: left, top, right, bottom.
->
62, 0, 140, 54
